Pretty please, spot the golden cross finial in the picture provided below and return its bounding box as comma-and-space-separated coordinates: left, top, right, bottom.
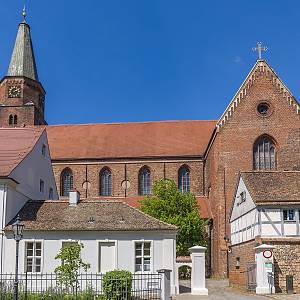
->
252, 42, 268, 60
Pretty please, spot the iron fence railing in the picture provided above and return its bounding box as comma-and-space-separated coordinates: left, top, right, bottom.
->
0, 272, 161, 299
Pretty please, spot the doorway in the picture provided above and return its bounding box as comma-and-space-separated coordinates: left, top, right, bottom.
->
98, 242, 115, 273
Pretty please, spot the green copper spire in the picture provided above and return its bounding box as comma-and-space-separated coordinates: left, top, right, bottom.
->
7, 7, 39, 81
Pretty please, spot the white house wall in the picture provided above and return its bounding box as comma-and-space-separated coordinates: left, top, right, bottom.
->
260, 209, 282, 236
9, 130, 58, 202
230, 208, 259, 245
231, 207, 300, 246
230, 177, 256, 222
3, 230, 176, 275
5, 186, 29, 228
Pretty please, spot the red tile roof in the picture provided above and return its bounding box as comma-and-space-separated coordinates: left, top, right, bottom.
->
241, 171, 300, 205
0, 127, 44, 176
80, 196, 212, 219
46, 120, 216, 160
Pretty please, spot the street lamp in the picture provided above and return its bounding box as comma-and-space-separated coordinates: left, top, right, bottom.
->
12, 215, 24, 300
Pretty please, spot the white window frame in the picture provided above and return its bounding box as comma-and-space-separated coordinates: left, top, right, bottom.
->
133, 240, 152, 273
24, 240, 43, 273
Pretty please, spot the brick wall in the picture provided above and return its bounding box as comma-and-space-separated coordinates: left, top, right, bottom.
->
262, 238, 300, 293
52, 160, 205, 198
228, 240, 257, 287
0, 77, 46, 126
207, 65, 300, 277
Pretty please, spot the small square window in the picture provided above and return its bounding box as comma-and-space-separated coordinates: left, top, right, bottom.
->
283, 210, 295, 221
240, 191, 246, 203
40, 180, 44, 193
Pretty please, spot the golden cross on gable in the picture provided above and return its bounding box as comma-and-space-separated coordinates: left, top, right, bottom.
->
252, 42, 268, 59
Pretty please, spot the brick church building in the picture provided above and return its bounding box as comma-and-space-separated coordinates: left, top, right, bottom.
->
0, 13, 299, 279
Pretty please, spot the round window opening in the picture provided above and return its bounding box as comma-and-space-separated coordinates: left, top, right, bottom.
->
257, 102, 270, 116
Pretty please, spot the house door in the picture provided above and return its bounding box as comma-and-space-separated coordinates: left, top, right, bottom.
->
99, 242, 115, 273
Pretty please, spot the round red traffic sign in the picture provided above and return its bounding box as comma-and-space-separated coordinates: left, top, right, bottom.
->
263, 250, 273, 259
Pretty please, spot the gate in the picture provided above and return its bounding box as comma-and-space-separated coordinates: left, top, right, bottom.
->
246, 263, 257, 291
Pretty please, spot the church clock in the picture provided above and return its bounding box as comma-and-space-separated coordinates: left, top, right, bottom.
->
8, 85, 21, 98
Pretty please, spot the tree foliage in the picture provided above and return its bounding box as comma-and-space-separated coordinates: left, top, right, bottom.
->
55, 243, 90, 291
140, 179, 208, 255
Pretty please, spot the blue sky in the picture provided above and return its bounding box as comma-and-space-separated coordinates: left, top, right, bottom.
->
0, 1, 299, 125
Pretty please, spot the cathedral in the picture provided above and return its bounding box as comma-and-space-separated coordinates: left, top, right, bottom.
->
0, 11, 299, 283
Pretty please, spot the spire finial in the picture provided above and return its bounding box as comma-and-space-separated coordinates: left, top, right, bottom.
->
22, 5, 27, 23
252, 42, 268, 60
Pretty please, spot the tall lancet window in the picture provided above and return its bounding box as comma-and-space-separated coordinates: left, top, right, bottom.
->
61, 168, 74, 197
138, 166, 151, 195
253, 136, 276, 170
178, 165, 190, 193
100, 168, 112, 196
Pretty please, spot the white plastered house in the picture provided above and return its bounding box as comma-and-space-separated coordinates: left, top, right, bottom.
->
0, 127, 177, 292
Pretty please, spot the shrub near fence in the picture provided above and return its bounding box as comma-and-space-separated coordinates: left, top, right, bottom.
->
102, 270, 132, 300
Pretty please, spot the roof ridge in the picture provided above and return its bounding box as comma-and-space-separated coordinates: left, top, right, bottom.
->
47, 119, 217, 128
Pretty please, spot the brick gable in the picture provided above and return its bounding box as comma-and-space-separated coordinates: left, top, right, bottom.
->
206, 60, 300, 277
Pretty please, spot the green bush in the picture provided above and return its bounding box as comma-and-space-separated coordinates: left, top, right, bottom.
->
102, 270, 132, 300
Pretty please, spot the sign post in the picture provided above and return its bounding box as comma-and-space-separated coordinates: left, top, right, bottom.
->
255, 244, 275, 294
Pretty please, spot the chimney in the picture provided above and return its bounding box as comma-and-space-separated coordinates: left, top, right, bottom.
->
69, 189, 80, 206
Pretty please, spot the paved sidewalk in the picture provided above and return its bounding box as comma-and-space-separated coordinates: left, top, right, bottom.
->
173, 279, 300, 300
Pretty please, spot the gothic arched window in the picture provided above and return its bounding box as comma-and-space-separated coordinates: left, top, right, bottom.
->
100, 167, 112, 196
178, 165, 190, 193
253, 136, 276, 170
9, 115, 13, 125
138, 166, 151, 195
60, 168, 74, 196
13, 115, 17, 125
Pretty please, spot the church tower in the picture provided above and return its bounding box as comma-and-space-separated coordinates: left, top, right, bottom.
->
0, 9, 46, 127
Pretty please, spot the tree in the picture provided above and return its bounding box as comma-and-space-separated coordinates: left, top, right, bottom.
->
55, 242, 90, 291
140, 179, 208, 255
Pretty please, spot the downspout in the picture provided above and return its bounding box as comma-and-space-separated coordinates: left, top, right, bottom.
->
85, 165, 88, 198
223, 168, 229, 277
124, 164, 127, 198
1, 185, 8, 274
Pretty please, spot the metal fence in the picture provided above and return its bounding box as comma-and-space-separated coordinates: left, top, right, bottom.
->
0, 272, 162, 299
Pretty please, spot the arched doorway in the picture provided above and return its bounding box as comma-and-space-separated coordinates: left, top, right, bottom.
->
175, 256, 192, 294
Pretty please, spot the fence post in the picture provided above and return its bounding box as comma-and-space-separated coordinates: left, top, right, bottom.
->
157, 269, 171, 300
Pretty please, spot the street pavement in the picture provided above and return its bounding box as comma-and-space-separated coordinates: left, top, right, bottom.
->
173, 279, 300, 300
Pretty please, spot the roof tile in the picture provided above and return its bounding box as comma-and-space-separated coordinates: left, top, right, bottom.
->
46, 120, 216, 160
